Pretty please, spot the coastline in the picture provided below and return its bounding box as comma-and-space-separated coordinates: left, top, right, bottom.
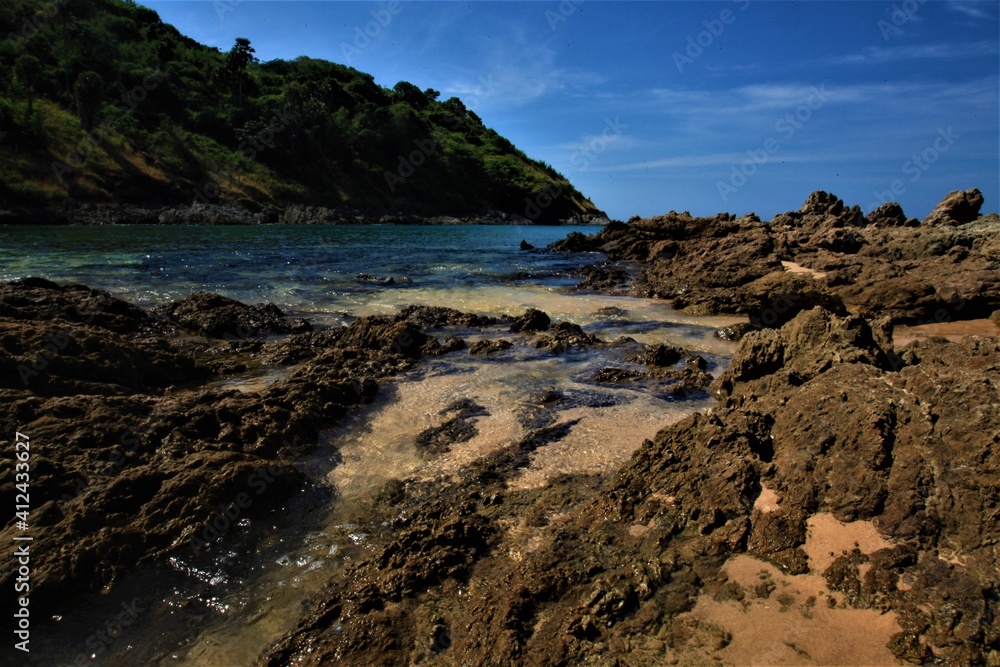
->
2, 188, 998, 665
0, 202, 609, 227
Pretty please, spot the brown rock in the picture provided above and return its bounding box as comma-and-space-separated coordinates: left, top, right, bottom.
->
922, 188, 984, 225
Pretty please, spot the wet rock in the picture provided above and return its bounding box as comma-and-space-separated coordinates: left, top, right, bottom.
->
593, 367, 645, 383
714, 322, 757, 342
577, 264, 630, 292
337, 316, 427, 358
547, 230, 601, 252
469, 339, 513, 355
415, 399, 490, 457
534, 321, 601, 353
922, 188, 984, 225
0, 280, 440, 610
355, 273, 396, 286
640, 344, 683, 367
520, 240, 535, 250
396, 305, 500, 328
158, 292, 312, 338
509, 308, 551, 333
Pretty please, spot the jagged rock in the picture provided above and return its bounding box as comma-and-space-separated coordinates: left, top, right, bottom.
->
866, 202, 912, 228
800, 190, 845, 216
922, 188, 984, 226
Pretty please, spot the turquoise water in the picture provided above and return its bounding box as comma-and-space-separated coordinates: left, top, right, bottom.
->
0, 224, 596, 320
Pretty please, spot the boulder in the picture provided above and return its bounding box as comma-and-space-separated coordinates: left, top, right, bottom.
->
922, 188, 984, 225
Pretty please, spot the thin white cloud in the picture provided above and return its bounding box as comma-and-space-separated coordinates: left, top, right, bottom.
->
441, 25, 605, 110
948, 1, 994, 20
831, 41, 998, 65
590, 152, 840, 174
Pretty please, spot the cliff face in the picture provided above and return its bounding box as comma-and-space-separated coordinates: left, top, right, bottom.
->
0, 0, 602, 223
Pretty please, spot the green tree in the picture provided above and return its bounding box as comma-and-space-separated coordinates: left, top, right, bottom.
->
14, 55, 43, 126
74, 70, 103, 132
225, 37, 256, 106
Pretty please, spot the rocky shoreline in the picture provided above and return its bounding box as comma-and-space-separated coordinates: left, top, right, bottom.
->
0, 203, 607, 226
551, 188, 1000, 326
252, 190, 999, 665
1, 188, 997, 665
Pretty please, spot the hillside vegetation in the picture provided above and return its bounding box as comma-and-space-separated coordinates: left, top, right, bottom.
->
0, 0, 602, 223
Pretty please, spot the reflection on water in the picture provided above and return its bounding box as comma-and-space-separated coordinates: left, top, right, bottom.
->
9, 225, 742, 665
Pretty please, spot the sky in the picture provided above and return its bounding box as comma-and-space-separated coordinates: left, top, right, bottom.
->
140, 0, 999, 220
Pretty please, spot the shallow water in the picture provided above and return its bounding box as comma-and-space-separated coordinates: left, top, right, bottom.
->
4, 225, 743, 665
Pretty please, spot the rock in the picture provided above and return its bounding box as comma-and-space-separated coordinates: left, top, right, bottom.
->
415, 399, 490, 456
0, 280, 444, 611
593, 367, 645, 383
714, 322, 757, 342
866, 202, 911, 228
519, 240, 535, 250
738, 272, 846, 328
158, 292, 311, 337
396, 305, 500, 328
509, 308, 551, 333
356, 273, 396, 286
338, 316, 428, 358
800, 190, 845, 216
641, 344, 683, 367
469, 339, 513, 355
547, 189, 1000, 326
534, 322, 602, 353
577, 264, 630, 292
546, 231, 600, 252
922, 188, 984, 225
0, 278, 167, 336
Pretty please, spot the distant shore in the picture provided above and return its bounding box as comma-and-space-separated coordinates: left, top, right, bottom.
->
0, 202, 609, 226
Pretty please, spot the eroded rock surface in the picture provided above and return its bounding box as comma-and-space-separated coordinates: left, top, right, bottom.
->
256, 307, 999, 666
550, 189, 1000, 326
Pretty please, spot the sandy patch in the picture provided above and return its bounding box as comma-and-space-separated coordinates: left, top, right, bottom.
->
802, 513, 894, 572
892, 318, 1000, 347
781, 260, 828, 279
682, 513, 902, 666
753, 484, 781, 513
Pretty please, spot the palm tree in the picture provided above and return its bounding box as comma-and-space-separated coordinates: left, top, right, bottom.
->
226, 37, 256, 106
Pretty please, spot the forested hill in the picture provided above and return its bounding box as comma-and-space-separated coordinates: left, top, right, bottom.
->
0, 0, 603, 223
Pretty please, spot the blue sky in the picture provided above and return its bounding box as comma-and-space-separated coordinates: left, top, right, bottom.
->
141, 0, 999, 220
